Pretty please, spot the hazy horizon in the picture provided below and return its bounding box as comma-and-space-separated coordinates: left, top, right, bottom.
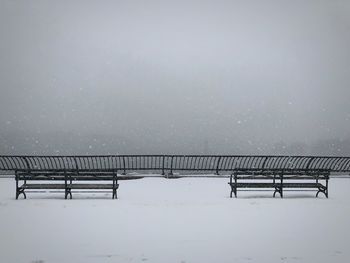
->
1, 1, 350, 155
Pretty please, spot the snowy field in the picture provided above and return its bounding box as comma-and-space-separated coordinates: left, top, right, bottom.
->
1, 176, 350, 263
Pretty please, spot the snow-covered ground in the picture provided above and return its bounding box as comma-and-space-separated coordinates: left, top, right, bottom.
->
1, 176, 350, 263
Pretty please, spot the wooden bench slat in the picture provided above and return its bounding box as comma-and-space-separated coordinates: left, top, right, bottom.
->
233, 183, 279, 188
283, 183, 325, 188
21, 184, 119, 189
18, 177, 66, 181
68, 184, 118, 189
21, 184, 66, 189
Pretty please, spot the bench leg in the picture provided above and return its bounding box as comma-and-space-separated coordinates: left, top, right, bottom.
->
273, 190, 277, 198
112, 189, 117, 199
316, 187, 328, 198
65, 189, 72, 199
229, 173, 237, 198
315, 175, 328, 198
15, 173, 26, 200
16, 188, 26, 200
16, 180, 19, 200
273, 187, 283, 198
229, 187, 237, 198
228, 184, 237, 198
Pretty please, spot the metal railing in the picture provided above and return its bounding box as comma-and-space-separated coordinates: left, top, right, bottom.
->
1, 155, 350, 175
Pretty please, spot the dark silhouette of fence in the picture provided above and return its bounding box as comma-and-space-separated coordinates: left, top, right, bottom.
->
1, 155, 350, 175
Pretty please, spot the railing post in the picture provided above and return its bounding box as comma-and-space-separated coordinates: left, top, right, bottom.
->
326, 173, 329, 198
280, 172, 284, 198
306, 157, 315, 170
22, 156, 31, 174
64, 170, 68, 199
22, 156, 31, 185
122, 156, 126, 175
261, 156, 268, 170
168, 155, 174, 178
215, 156, 222, 175
234, 171, 238, 198
112, 169, 118, 199
15, 170, 19, 199
162, 155, 165, 176
229, 172, 232, 198
73, 156, 78, 184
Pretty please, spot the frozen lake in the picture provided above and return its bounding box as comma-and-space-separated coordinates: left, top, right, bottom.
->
0, 176, 349, 263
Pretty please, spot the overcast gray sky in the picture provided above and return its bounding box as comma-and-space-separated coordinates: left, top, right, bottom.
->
0, 0, 350, 154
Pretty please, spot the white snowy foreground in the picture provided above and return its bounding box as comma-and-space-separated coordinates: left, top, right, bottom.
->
1, 176, 350, 263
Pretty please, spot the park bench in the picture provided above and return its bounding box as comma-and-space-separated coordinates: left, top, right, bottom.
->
228, 170, 329, 198
15, 169, 119, 199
